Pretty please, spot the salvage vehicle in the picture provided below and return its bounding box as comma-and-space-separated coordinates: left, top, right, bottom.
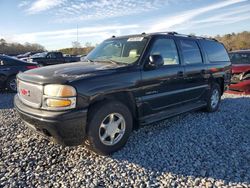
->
228, 50, 250, 94
14, 32, 231, 154
0, 55, 38, 92
27, 52, 80, 66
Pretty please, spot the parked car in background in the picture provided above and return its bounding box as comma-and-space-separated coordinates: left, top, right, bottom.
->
0, 55, 38, 92
17, 52, 44, 62
27, 52, 80, 66
15, 32, 231, 155
229, 50, 250, 94
63, 54, 81, 63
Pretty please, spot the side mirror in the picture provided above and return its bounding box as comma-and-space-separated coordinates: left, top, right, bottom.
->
145, 55, 164, 70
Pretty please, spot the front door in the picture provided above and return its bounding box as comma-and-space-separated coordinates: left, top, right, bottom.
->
141, 36, 185, 116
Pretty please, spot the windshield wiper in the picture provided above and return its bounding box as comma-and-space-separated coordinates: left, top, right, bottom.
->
95, 58, 123, 65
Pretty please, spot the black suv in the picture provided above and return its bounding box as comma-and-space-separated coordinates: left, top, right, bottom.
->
14, 32, 231, 155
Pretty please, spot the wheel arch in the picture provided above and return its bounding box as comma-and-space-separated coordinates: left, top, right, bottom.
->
214, 77, 224, 94
88, 91, 139, 128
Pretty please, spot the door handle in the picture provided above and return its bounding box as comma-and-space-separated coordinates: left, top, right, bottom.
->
177, 71, 184, 77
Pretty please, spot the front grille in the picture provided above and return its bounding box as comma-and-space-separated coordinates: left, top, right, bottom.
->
17, 80, 43, 108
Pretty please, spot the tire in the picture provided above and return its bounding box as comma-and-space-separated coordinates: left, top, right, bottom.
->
86, 100, 133, 155
6, 75, 17, 92
204, 83, 221, 112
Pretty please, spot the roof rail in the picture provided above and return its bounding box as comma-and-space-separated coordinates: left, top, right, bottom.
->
148, 31, 218, 41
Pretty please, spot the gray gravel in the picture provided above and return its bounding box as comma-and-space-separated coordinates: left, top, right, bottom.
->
0, 92, 250, 187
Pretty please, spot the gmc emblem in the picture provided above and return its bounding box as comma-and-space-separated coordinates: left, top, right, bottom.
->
20, 88, 30, 96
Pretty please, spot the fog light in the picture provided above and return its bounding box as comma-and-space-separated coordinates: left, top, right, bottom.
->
46, 98, 71, 107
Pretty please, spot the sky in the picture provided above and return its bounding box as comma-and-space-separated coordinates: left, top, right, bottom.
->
0, 0, 249, 50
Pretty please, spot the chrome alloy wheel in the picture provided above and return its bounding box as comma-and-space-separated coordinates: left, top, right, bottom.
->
211, 89, 219, 109
99, 113, 126, 146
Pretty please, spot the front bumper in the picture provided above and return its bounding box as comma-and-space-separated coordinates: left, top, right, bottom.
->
229, 80, 250, 93
14, 95, 88, 146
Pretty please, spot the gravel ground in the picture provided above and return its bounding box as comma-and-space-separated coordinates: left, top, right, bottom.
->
0, 92, 250, 187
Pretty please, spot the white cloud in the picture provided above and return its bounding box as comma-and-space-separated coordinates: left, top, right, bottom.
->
20, 0, 181, 20
11, 24, 139, 50
55, 0, 169, 22
148, 0, 248, 32
167, 3, 250, 33
27, 0, 65, 14
18, 0, 31, 8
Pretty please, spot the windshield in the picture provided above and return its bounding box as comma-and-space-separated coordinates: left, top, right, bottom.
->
31, 52, 47, 58
86, 37, 148, 64
229, 52, 250, 64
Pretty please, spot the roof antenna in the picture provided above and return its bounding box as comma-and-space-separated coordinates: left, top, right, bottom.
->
77, 24, 79, 43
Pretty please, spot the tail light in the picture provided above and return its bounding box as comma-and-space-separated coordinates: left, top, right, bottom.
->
26, 65, 38, 69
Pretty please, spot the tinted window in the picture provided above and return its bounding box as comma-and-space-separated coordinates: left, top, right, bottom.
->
55, 53, 62, 58
150, 38, 179, 65
180, 40, 202, 64
229, 53, 250, 64
47, 53, 56, 58
201, 40, 230, 62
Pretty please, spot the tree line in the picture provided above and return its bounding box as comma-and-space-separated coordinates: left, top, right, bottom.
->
0, 39, 45, 55
0, 31, 249, 56
214, 31, 250, 51
58, 41, 95, 56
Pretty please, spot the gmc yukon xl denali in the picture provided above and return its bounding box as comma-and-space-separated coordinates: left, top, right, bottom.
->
14, 32, 231, 155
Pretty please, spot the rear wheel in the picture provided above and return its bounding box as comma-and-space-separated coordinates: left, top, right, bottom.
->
6, 76, 17, 92
205, 83, 221, 112
86, 100, 133, 155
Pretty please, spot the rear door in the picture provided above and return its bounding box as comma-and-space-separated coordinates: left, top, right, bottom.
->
177, 38, 209, 102
141, 36, 185, 116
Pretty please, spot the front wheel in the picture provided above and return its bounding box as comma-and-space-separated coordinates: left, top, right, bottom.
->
86, 101, 133, 155
204, 83, 221, 112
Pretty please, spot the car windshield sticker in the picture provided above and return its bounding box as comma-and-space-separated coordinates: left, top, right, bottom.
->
127, 37, 144, 42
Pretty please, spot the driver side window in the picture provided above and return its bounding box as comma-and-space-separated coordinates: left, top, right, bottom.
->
47, 53, 56, 59
150, 38, 179, 65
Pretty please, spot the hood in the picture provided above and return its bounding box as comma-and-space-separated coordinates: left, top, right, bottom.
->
17, 61, 125, 84
232, 64, 250, 73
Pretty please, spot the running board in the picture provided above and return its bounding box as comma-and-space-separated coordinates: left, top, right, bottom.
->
139, 101, 207, 125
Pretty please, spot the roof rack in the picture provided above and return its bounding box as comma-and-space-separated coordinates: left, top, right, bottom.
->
143, 31, 217, 41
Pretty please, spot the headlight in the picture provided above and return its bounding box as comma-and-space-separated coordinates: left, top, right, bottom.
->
43, 84, 77, 110
44, 84, 76, 97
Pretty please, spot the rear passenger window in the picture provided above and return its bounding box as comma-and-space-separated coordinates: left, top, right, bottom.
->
150, 38, 179, 65
200, 40, 230, 62
180, 40, 202, 64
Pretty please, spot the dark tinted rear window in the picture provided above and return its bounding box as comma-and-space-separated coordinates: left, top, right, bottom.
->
200, 40, 230, 62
